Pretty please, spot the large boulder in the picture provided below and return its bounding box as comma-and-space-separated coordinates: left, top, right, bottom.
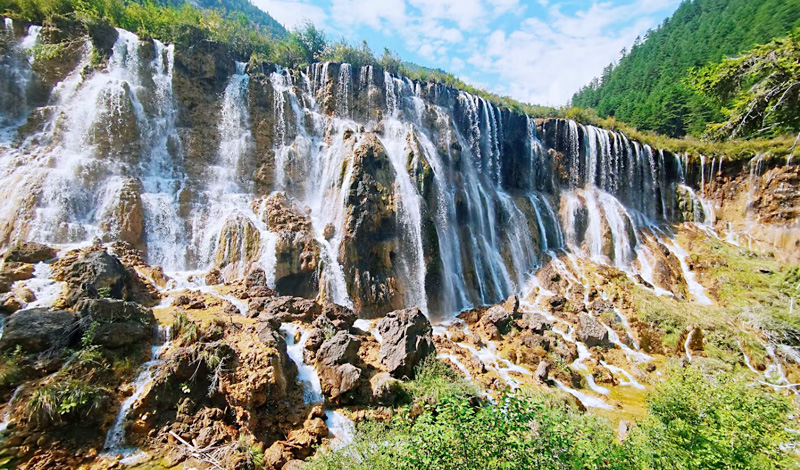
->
377, 308, 435, 378
0, 308, 79, 353
478, 305, 511, 339
3, 242, 57, 264
576, 314, 610, 348
75, 298, 155, 348
54, 250, 128, 306
316, 331, 362, 400
252, 296, 321, 322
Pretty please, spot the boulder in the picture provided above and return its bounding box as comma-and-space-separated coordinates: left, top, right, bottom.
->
377, 308, 435, 378
55, 250, 128, 306
3, 242, 57, 264
503, 295, 519, 315
253, 296, 321, 322
479, 305, 511, 339
535, 360, 551, 383
316, 331, 363, 401
0, 308, 79, 353
317, 331, 361, 366
75, 298, 155, 348
576, 314, 609, 348
370, 371, 402, 405
524, 312, 553, 334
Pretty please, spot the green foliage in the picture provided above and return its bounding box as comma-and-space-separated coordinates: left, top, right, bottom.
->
402, 356, 478, 404
172, 313, 198, 345
629, 367, 796, 469
689, 28, 800, 140
25, 379, 106, 425
308, 366, 799, 470
0, 347, 25, 388
572, 0, 800, 138
320, 39, 375, 71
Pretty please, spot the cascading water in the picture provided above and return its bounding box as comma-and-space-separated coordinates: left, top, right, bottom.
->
103, 325, 172, 455
0, 22, 718, 319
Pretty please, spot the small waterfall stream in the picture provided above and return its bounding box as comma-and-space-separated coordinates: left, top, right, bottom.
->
103, 325, 172, 455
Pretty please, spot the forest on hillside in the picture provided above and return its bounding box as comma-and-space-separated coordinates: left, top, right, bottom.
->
571, 0, 800, 138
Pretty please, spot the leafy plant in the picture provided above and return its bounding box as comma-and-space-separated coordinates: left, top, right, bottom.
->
402, 356, 478, 404
25, 380, 106, 425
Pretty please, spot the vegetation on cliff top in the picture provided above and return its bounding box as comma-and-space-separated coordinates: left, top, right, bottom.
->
1, 0, 796, 163
571, 0, 800, 138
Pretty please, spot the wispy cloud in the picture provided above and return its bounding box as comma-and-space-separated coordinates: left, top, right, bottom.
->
252, 0, 682, 105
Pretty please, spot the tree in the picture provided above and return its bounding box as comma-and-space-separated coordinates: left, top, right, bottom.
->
689, 28, 800, 140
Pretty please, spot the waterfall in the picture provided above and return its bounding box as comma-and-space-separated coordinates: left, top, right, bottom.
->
280, 323, 323, 404
0, 25, 721, 319
103, 325, 172, 455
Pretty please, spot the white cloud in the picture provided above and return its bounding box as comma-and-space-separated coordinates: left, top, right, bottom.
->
250, 0, 329, 28
251, 0, 682, 105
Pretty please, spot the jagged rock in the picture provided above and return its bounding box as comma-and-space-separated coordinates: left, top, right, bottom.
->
0, 308, 79, 353
3, 242, 57, 264
504, 295, 519, 315
264, 441, 294, 470
75, 298, 155, 348
320, 301, 356, 330
214, 215, 262, 274
535, 360, 551, 383
256, 193, 321, 298
53, 250, 128, 306
204, 268, 223, 285
317, 330, 361, 365
99, 178, 145, 250
479, 305, 511, 339
524, 312, 553, 334
370, 371, 402, 405
576, 314, 609, 347
253, 296, 321, 322
340, 134, 405, 316
377, 308, 435, 378
316, 331, 362, 401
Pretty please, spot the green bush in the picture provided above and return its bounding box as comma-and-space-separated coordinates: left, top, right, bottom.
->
25, 379, 107, 425
628, 367, 796, 470
401, 356, 478, 404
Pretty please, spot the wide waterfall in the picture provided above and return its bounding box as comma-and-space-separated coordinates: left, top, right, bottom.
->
0, 24, 704, 319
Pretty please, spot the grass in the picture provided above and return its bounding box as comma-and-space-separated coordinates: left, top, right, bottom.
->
401, 356, 479, 404
25, 379, 107, 425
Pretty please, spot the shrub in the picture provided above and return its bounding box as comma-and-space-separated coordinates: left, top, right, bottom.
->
401, 356, 478, 404
25, 380, 106, 425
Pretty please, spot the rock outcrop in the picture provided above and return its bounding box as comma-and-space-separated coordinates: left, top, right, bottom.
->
0, 308, 79, 353
377, 308, 435, 378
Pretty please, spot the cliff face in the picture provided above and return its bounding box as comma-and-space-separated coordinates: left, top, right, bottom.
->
0, 19, 797, 319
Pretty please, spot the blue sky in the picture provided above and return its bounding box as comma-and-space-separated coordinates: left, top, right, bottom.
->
251, 0, 683, 106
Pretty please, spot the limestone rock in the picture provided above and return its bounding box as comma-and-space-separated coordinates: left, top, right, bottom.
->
3, 242, 57, 264
74, 298, 155, 348
0, 308, 79, 353
256, 193, 321, 298
576, 314, 609, 348
377, 308, 435, 378
370, 371, 402, 405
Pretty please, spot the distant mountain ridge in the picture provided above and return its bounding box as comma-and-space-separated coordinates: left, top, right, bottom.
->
571, 0, 800, 138
165, 0, 287, 38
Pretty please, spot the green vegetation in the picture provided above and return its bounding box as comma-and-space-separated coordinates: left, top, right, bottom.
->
308, 365, 797, 470
161, 0, 286, 38
689, 28, 800, 140
401, 356, 478, 404
572, 0, 800, 138
25, 379, 107, 425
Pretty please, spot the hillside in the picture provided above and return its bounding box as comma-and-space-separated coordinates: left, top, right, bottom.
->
170, 0, 286, 38
571, 0, 800, 138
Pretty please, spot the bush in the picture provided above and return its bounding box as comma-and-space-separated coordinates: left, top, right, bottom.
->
627, 367, 796, 470
25, 379, 107, 425
401, 356, 478, 404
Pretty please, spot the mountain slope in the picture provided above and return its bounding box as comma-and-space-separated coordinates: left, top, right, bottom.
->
169, 0, 287, 38
571, 0, 800, 137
